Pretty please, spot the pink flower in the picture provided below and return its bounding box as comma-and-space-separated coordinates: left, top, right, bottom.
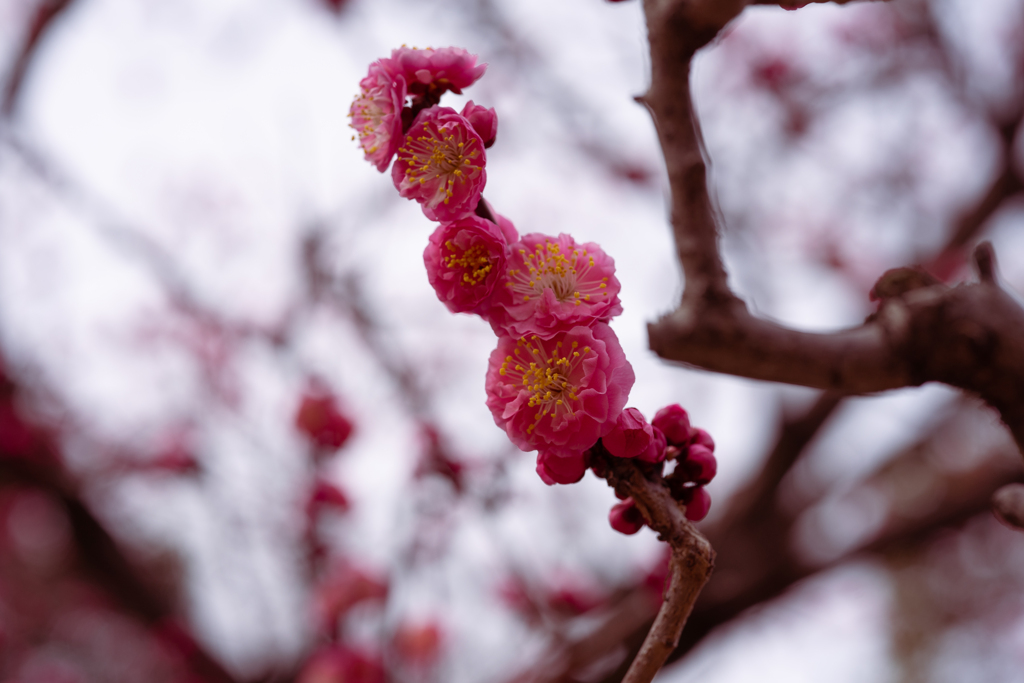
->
536, 449, 588, 485
295, 391, 355, 452
390, 46, 486, 98
652, 404, 692, 447
485, 324, 634, 456
308, 480, 351, 514
487, 233, 623, 338
423, 215, 509, 314
609, 498, 644, 535
393, 106, 487, 221
349, 60, 406, 172
460, 101, 498, 147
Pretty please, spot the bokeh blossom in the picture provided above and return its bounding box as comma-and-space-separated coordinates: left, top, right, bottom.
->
488, 233, 622, 338
485, 324, 634, 456
295, 391, 355, 452
349, 59, 406, 172
423, 215, 511, 314
393, 106, 487, 221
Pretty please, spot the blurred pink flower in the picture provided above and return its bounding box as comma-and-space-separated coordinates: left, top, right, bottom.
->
349, 59, 406, 172
295, 391, 355, 452
390, 46, 486, 98
393, 106, 487, 221
393, 619, 444, 667
298, 646, 384, 683
485, 324, 633, 456
312, 562, 388, 632
423, 215, 510, 314
487, 233, 622, 338
307, 480, 351, 515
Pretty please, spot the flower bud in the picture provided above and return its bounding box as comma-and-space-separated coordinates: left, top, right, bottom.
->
461, 101, 498, 148
690, 427, 714, 452
681, 444, 717, 485
536, 450, 587, 485
603, 407, 652, 459
636, 425, 667, 464
652, 404, 691, 447
609, 498, 645, 535
683, 487, 711, 522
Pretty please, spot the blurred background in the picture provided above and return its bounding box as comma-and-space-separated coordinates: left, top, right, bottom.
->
0, 0, 1023, 681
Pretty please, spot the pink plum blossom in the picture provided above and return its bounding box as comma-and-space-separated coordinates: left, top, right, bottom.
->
652, 404, 692, 447
485, 324, 634, 456
424, 215, 510, 314
609, 498, 644, 535
536, 449, 588, 485
487, 233, 623, 338
460, 101, 498, 147
393, 106, 487, 221
349, 59, 406, 172
390, 46, 486, 99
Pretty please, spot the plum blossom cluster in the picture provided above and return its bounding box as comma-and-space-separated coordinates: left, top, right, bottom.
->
350, 47, 716, 532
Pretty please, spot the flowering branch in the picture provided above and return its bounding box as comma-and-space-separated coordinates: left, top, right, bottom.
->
591, 450, 714, 683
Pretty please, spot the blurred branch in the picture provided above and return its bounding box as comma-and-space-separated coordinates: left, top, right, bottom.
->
0, 371, 242, 683
2, 0, 75, 117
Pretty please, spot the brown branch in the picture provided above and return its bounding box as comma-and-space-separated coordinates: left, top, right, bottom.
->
641, 0, 1024, 454
2, 0, 76, 117
590, 451, 714, 683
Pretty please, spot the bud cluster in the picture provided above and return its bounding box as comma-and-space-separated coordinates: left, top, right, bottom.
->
351, 47, 716, 533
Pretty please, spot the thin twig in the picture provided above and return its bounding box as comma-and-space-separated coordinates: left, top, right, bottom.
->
591, 451, 714, 683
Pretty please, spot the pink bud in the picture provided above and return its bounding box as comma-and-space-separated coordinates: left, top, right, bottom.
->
690, 427, 714, 452
681, 444, 717, 485
636, 425, 667, 463
603, 407, 652, 459
461, 101, 497, 148
652, 404, 691, 447
609, 498, 644, 535
684, 487, 711, 522
536, 450, 587, 485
